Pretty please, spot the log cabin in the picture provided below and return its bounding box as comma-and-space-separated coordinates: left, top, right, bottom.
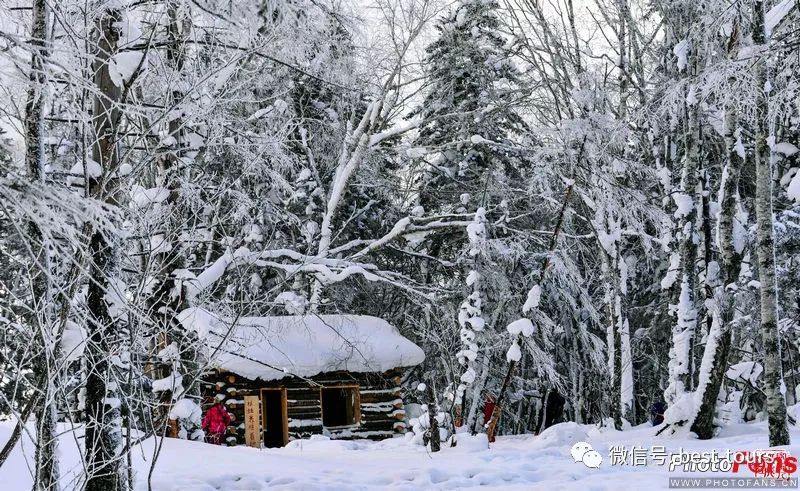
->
179, 309, 425, 447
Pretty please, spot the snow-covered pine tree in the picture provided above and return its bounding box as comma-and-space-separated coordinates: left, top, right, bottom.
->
410, 0, 527, 212
409, 0, 529, 434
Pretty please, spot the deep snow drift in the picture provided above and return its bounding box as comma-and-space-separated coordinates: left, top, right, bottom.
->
2, 421, 799, 490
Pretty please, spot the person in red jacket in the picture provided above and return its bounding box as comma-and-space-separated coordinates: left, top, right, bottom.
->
202, 402, 231, 445
483, 395, 497, 443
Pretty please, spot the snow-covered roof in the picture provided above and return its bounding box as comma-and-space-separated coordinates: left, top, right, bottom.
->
178, 308, 425, 381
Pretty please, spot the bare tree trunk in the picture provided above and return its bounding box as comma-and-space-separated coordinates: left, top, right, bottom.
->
84, 5, 126, 490
538, 390, 551, 434
148, 0, 199, 438
601, 248, 623, 430
308, 104, 379, 311
425, 382, 441, 452
464, 351, 490, 433
24, 1, 60, 488
613, 0, 635, 425
620, 315, 634, 422
577, 362, 585, 424
752, 0, 790, 447
680, 97, 700, 392
664, 75, 700, 418
690, 19, 743, 435
615, 0, 629, 119
570, 335, 584, 424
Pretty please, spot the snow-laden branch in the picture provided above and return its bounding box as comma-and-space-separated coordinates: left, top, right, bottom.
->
351, 217, 412, 259
185, 240, 447, 300
367, 119, 421, 147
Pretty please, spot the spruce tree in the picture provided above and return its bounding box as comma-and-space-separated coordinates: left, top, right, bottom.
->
411, 0, 527, 210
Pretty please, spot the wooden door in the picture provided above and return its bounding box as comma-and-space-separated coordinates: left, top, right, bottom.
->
260, 388, 288, 447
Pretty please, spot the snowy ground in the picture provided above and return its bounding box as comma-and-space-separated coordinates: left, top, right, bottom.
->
2, 421, 799, 490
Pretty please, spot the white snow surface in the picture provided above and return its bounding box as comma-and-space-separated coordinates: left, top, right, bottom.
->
109, 51, 145, 87
672, 192, 694, 218
130, 185, 169, 209
765, 0, 795, 36
673, 39, 690, 71
3, 420, 800, 490
522, 284, 541, 313
169, 398, 202, 424
726, 361, 763, 385
506, 339, 522, 362
788, 170, 800, 202
774, 142, 799, 156
59, 320, 86, 362
274, 291, 309, 314
178, 309, 425, 381
506, 318, 535, 337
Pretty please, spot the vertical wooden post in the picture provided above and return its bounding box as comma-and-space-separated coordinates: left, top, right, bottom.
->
244, 395, 262, 448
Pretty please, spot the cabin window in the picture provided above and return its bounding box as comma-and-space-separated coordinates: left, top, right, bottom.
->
320, 386, 361, 427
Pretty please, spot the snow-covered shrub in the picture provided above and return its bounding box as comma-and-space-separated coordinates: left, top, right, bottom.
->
408, 404, 450, 447
169, 398, 204, 441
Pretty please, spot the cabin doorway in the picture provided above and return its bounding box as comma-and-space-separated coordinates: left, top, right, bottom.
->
320, 385, 361, 427
261, 388, 288, 447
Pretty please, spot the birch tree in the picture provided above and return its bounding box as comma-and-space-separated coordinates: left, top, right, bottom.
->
752, 0, 790, 447
23, 0, 62, 488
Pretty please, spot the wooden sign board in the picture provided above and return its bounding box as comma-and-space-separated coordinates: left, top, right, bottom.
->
244, 395, 262, 448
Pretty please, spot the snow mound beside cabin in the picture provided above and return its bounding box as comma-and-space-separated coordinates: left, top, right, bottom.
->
178, 308, 425, 381
534, 421, 590, 449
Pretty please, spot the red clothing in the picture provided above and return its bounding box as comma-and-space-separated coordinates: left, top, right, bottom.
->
483, 396, 497, 443
202, 403, 231, 436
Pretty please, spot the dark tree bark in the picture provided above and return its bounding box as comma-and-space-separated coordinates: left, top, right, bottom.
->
147, 0, 199, 438
752, 0, 790, 448
690, 19, 743, 438
84, 5, 126, 490
425, 382, 441, 453
24, 0, 61, 488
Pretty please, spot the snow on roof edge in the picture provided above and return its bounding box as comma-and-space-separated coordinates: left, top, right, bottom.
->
178, 308, 425, 382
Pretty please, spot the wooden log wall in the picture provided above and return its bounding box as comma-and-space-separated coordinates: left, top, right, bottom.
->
200, 368, 408, 446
